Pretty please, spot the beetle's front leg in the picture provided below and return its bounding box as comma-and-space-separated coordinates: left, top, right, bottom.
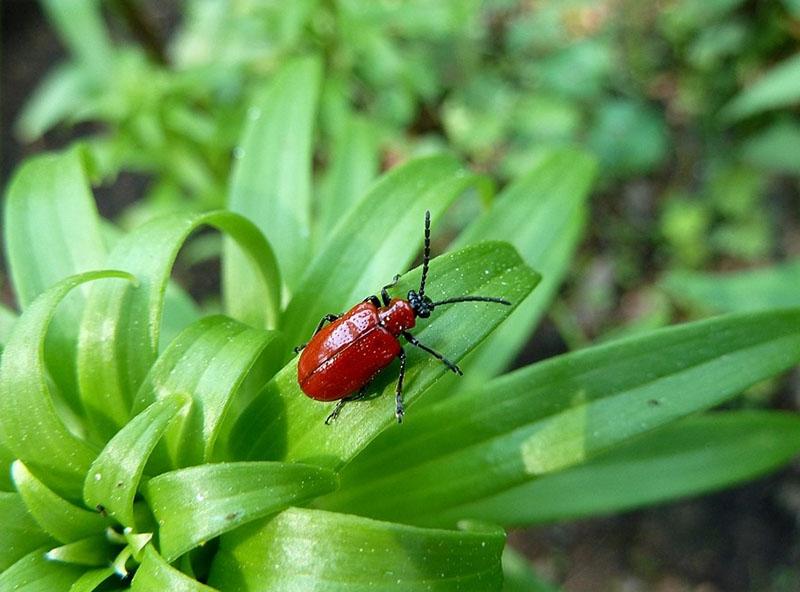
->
293, 313, 341, 353
402, 332, 462, 375
394, 349, 407, 423
381, 274, 401, 306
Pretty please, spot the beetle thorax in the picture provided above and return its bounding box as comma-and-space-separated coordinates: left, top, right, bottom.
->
378, 299, 416, 335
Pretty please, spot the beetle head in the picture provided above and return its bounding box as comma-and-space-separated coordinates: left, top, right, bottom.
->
407, 290, 434, 318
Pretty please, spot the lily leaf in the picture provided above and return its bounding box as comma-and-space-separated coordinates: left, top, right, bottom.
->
83, 393, 191, 529
131, 545, 217, 591
0, 270, 132, 499
208, 508, 505, 591
0, 547, 85, 591
0, 491, 54, 571
143, 461, 338, 561
323, 309, 800, 526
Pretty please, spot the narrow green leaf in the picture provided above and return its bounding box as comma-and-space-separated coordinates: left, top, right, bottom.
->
160, 283, 203, 351
68, 567, 116, 592
12, 462, 107, 545
0, 491, 54, 571
450, 411, 800, 525
0, 547, 86, 591
0, 270, 132, 499
224, 55, 322, 300
722, 52, 800, 120
16, 64, 90, 141
323, 309, 800, 526
133, 316, 283, 468
131, 545, 217, 591
4, 148, 108, 409
78, 211, 279, 440
40, 0, 114, 77
230, 242, 539, 469
315, 114, 380, 247
502, 547, 562, 592
452, 148, 596, 380
45, 536, 112, 567
0, 302, 17, 347
83, 393, 191, 529
144, 461, 338, 561
282, 154, 493, 347
663, 261, 800, 313
208, 508, 505, 591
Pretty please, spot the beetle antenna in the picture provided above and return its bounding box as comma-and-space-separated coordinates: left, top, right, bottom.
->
431, 296, 511, 307
418, 210, 431, 298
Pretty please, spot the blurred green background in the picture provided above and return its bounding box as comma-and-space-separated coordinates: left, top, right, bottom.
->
2, 0, 800, 590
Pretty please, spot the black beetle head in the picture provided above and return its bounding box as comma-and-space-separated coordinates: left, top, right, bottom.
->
408, 290, 434, 318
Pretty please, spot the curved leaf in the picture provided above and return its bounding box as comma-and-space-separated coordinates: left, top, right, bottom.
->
224, 55, 322, 300
451, 411, 800, 525
132, 316, 283, 468
452, 147, 596, 381
83, 393, 191, 529
208, 508, 505, 591
0, 270, 132, 499
315, 114, 380, 246
68, 567, 116, 592
282, 153, 493, 347
131, 545, 217, 591
722, 52, 800, 120
0, 491, 54, 571
45, 536, 112, 567
144, 461, 338, 561
230, 241, 539, 468
324, 308, 800, 526
12, 462, 106, 544
0, 547, 86, 591
4, 148, 108, 409
78, 210, 279, 440
663, 261, 800, 313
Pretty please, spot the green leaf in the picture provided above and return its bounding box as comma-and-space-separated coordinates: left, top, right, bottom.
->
740, 119, 800, 175
281, 154, 493, 347
16, 64, 90, 141
0, 491, 54, 571
45, 536, 112, 568
144, 461, 338, 561
133, 316, 283, 468
224, 55, 322, 299
131, 545, 217, 592
0, 302, 17, 347
208, 508, 505, 591
452, 148, 596, 380
322, 309, 800, 526
461, 411, 800, 525
4, 148, 108, 410
0, 270, 132, 499
39, 0, 114, 77
722, 52, 800, 120
502, 547, 562, 592
78, 210, 279, 440
662, 261, 800, 313
315, 114, 380, 247
230, 241, 539, 468
0, 547, 86, 591
68, 567, 116, 592
83, 393, 191, 529
12, 462, 107, 544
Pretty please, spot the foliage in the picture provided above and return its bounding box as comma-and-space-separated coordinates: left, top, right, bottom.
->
4, 0, 800, 589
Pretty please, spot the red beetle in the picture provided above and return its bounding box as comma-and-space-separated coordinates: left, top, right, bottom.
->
295, 211, 510, 424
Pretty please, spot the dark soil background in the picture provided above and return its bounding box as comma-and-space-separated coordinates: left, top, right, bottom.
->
3, 3, 800, 591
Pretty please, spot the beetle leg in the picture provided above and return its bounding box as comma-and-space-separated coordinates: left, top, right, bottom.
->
325, 383, 371, 425
402, 332, 463, 376
395, 348, 407, 423
381, 274, 401, 306
363, 295, 381, 308
293, 313, 341, 353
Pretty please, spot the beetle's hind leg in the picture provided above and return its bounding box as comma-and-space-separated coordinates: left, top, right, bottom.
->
325, 382, 372, 425
394, 348, 407, 423
293, 313, 341, 353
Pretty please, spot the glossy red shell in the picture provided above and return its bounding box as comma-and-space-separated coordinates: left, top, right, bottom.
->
298, 299, 416, 401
